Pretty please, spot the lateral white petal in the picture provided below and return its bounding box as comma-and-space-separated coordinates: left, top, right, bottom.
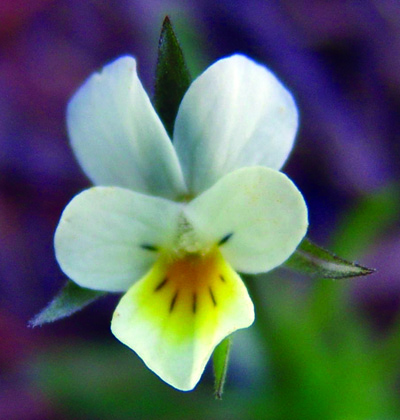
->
54, 187, 182, 292
111, 252, 254, 391
185, 167, 308, 274
173, 54, 299, 195
67, 56, 187, 199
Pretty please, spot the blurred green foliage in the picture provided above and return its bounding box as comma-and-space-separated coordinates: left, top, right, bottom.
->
246, 183, 400, 420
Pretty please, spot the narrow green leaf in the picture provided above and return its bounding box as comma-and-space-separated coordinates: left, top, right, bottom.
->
213, 337, 232, 400
29, 280, 107, 327
284, 238, 375, 279
154, 16, 192, 137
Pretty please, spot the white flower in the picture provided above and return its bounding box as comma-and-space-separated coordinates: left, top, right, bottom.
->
54, 55, 308, 391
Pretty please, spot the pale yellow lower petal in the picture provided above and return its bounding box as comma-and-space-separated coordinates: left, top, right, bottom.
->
111, 250, 254, 391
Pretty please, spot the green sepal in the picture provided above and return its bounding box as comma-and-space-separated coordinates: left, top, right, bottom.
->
29, 280, 108, 327
213, 337, 232, 400
284, 238, 375, 279
154, 16, 192, 137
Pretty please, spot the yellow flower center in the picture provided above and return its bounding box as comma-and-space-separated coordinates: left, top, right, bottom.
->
155, 251, 222, 314
123, 248, 240, 343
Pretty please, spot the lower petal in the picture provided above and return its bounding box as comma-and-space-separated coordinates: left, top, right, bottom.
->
111, 250, 254, 391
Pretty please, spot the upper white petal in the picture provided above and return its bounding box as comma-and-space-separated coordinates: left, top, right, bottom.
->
185, 167, 308, 274
173, 54, 299, 195
54, 186, 182, 292
67, 56, 187, 199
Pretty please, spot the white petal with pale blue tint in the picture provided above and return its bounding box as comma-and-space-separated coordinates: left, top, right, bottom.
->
55, 186, 182, 292
67, 56, 187, 199
185, 167, 308, 274
173, 54, 298, 195
111, 251, 254, 391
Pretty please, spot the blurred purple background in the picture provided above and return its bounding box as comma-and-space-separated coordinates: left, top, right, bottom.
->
1, 1, 400, 418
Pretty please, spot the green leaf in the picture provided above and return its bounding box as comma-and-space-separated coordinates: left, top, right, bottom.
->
29, 280, 108, 327
284, 238, 375, 279
154, 16, 192, 137
213, 337, 232, 400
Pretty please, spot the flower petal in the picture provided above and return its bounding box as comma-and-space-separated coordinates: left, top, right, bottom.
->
54, 186, 182, 292
185, 167, 308, 274
173, 54, 298, 195
111, 251, 254, 391
67, 56, 187, 199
